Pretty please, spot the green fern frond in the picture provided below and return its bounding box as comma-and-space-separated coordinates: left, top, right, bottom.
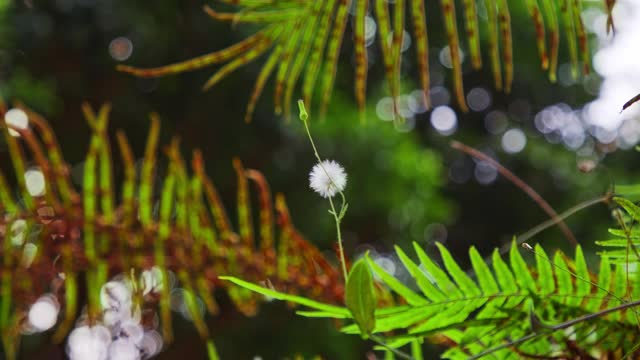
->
224, 240, 640, 359
0, 101, 342, 359
595, 197, 640, 266
116, 0, 611, 121
370, 242, 640, 358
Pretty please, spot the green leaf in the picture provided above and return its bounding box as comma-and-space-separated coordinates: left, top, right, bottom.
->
574, 246, 590, 298
436, 243, 481, 297
295, 310, 350, 319
413, 242, 462, 298
614, 197, 640, 222
552, 252, 573, 306
396, 244, 446, 301
345, 258, 377, 338
219, 276, 350, 316
492, 249, 517, 293
616, 184, 640, 201
509, 239, 536, 293
586, 255, 610, 312
367, 254, 429, 306
469, 246, 499, 294
534, 244, 554, 295
411, 339, 423, 360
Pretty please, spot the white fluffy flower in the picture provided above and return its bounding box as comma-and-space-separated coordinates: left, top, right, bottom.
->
309, 160, 347, 198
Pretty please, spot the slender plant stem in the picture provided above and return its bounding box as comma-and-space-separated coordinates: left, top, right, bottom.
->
451, 140, 578, 246
370, 335, 414, 360
501, 193, 611, 256
299, 100, 349, 282
329, 196, 348, 281
302, 116, 324, 166
468, 193, 610, 278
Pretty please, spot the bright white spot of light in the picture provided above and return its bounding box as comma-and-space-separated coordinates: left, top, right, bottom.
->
28, 294, 59, 331
501, 128, 527, 153
584, 0, 640, 136
67, 325, 111, 360
109, 37, 133, 61
24, 168, 46, 197
141, 266, 163, 296
5, 108, 29, 137
430, 106, 457, 135
364, 16, 377, 46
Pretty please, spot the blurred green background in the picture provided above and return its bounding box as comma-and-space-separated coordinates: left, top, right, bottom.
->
0, 0, 636, 358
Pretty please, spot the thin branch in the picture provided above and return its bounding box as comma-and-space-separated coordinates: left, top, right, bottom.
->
370, 335, 414, 360
450, 140, 577, 246
506, 193, 611, 254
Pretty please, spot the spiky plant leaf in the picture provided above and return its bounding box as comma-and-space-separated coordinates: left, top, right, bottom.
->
117, 0, 607, 121
226, 239, 640, 358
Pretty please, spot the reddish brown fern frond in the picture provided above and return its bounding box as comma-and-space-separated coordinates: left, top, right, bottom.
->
0, 102, 343, 359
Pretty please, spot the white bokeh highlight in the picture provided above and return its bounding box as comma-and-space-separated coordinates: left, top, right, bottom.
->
28, 294, 59, 332
430, 106, 457, 135
24, 168, 46, 196
5, 108, 29, 137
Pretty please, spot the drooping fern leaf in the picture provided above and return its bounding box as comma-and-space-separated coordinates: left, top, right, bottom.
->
116, 0, 610, 121
224, 240, 640, 359
0, 101, 342, 359
596, 196, 640, 266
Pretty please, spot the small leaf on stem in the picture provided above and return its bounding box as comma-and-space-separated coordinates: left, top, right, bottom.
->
345, 257, 376, 339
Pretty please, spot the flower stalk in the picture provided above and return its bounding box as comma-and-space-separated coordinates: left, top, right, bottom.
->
298, 99, 349, 281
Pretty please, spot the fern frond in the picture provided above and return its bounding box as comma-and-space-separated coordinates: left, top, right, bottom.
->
367, 241, 640, 358
225, 240, 640, 358
117, 0, 607, 120
0, 102, 342, 358
597, 197, 640, 265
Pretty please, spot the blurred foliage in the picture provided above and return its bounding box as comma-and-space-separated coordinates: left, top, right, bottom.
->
282, 96, 452, 253
0, 67, 60, 113
0, 0, 634, 358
